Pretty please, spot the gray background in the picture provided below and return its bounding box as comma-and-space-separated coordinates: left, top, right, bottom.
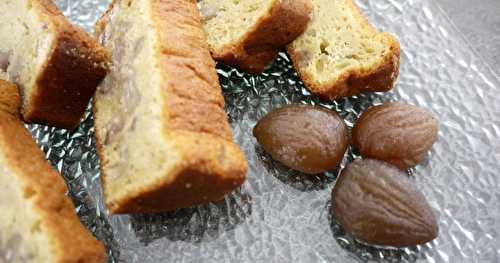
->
436, 0, 500, 78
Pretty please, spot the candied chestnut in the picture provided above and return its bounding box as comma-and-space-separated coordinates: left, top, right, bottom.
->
353, 102, 438, 169
253, 104, 348, 174
332, 159, 439, 247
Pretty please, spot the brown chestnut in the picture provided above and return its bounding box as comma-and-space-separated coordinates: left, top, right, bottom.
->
253, 104, 348, 174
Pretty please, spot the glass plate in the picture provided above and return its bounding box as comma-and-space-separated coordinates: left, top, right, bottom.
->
29, 0, 500, 262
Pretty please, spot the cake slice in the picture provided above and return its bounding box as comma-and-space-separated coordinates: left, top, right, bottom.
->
199, 0, 313, 74
287, 0, 400, 99
94, 0, 248, 214
0, 0, 109, 129
0, 80, 106, 263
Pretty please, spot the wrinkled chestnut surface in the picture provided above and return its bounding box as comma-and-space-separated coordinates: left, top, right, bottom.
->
332, 159, 438, 247
353, 102, 439, 169
253, 104, 348, 174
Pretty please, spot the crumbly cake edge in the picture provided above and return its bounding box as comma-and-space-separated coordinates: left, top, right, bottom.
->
286, 0, 401, 100
208, 0, 313, 74
22, 0, 109, 129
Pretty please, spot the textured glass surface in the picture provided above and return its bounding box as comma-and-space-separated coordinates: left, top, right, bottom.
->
27, 0, 500, 262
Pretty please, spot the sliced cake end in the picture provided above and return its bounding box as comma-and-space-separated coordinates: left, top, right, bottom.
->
287, 0, 400, 99
200, 0, 313, 74
0, 0, 109, 129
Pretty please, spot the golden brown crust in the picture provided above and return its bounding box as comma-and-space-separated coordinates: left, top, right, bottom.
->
94, 0, 247, 214
109, 131, 247, 214
22, 0, 109, 130
0, 80, 106, 263
287, 0, 401, 100
288, 36, 400, 100
0, 80, 21, 117
152, 0, 232, 139
212, 0, 313, 74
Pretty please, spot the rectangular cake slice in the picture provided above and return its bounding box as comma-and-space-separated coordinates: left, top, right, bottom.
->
199, 0, 313, 74
0, 0, 109, 129
0, 80, 106, 263
287, 0, 400, 99
94, 0, 248, 214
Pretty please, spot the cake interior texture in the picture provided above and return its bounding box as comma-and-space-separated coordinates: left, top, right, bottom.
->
289, 0, 395, 85
0, 161, 52, 262
95, 0, 172, 207
199, 0, 275, 51
0, 0, 54, 108
95, 0, 246, 213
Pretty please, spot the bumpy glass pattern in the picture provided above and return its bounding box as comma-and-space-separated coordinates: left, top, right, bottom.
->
25, 0, 500, 262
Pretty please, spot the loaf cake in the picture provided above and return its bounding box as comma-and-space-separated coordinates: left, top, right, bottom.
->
0, 0, 109, 129
199, 0, 313, 74
0, 80, 106, 263
94, 0, 248, 214
287, 0, 400, 99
